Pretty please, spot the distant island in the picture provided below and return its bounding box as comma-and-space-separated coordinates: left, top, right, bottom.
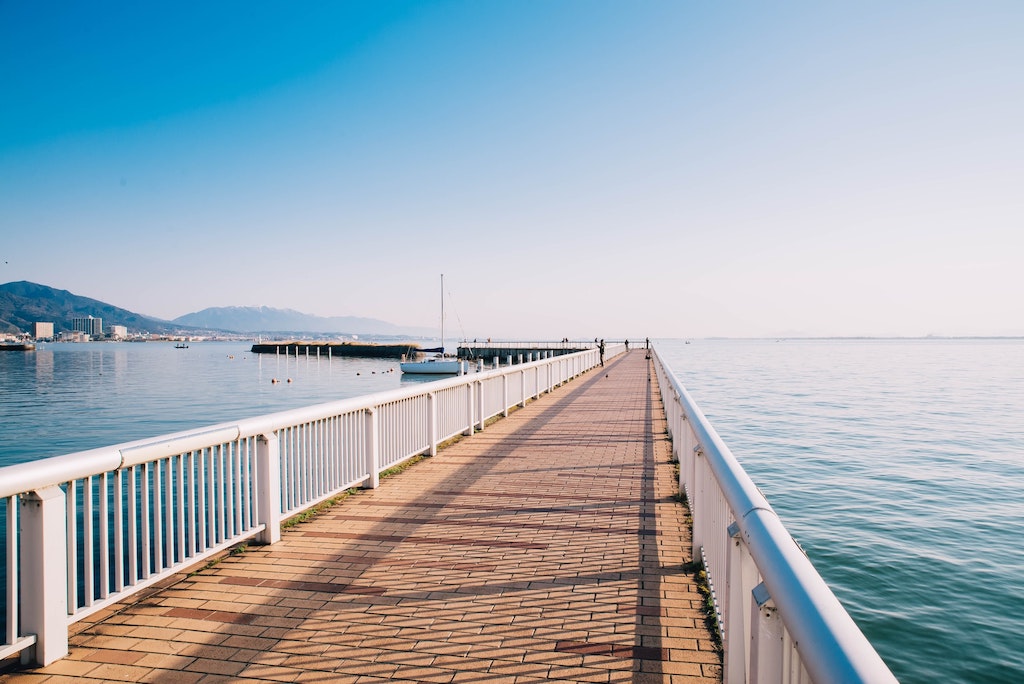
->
0, 281, 435, 339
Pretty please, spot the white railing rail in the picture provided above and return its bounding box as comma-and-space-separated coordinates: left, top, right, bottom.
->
651, 347, 897, 684
458, 339, 646, 352
1, 346, 618, 666
458, 340, 595, 350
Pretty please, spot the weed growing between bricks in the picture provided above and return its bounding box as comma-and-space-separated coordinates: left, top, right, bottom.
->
681, 560, 723, 652
675, 487, 724, 655
682, 557, 724, 654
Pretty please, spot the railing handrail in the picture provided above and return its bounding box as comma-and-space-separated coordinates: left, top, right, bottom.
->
652, 347, 897, 683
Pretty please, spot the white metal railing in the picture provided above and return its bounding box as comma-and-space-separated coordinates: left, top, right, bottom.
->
458, 340, 595, 351
651, 347, 897, 684
459, 339, 646, 353
0, 347, 614, 666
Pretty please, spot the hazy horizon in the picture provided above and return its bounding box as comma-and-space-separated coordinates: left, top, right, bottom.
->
2, 2, 1021, 339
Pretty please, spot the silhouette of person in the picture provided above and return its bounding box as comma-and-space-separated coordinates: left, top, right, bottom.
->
599, 339, 605, 366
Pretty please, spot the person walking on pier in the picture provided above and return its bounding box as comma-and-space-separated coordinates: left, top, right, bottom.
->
599, 339, 605, 366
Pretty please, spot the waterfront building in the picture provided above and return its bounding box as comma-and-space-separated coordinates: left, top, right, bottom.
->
108, 324, 128, 339
72, 315, 102, 337
58, 330, 90, 342
33, 321, 54, 339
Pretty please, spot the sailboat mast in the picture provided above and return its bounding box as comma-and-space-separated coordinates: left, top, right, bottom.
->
440, 273, 444, 355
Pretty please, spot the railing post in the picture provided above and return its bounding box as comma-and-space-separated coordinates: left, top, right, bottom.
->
750, 583, 783, 684
672, 408, 684, 468
464, 383, 474, 436
428, 392, 438, 456
20, 486, 68, 665
365, 408, 380, 488
256, 433, 282, 545
726, 522, 758, 684
502, 373, 509, 417
520, 368, 527, 408
692, 444, 705, 560
682, 418, 696, 497
476, 380, 485, 431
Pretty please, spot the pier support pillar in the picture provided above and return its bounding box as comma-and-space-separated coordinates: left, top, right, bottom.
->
20, 486, 69, 665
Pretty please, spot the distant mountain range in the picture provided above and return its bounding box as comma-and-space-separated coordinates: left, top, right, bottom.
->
0, 281, 434, 337
173, 306, 435, 337
0, 281, 175, 335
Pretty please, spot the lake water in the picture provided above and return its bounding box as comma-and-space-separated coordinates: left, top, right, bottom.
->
0, 341, 422, 468
2, 338, 1022, 682
656, 338, 1024, 684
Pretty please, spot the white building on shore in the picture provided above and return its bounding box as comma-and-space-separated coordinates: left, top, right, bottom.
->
33, 321, 54, 339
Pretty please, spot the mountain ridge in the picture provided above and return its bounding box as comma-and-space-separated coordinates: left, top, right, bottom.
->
0, 281, 176, 334
173, 305, 435, 337
0, 281, 434, 337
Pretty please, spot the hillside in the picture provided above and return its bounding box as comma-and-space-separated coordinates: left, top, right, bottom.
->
173, 306, 435, 337
0, 281, 435, 338
0, 281, 175, 335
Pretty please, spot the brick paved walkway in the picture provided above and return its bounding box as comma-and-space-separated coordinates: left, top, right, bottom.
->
2, 350, 722, 683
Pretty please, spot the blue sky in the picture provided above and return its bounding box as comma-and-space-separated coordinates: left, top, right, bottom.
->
2, 1, 1022, 338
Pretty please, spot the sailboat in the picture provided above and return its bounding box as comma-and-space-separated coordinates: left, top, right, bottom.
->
400, 274, 463, 375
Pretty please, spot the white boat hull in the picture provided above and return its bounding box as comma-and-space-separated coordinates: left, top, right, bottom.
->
400, 359, 462, 375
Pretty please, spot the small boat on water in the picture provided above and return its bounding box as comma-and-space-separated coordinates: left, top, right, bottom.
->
401, 356, 463, 374
401, 275, 463, 375
0, 342, 35, 351
174, 343, 189, 349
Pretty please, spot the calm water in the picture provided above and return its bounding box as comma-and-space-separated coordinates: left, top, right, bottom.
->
0, 341, 423, 468
2, 339, 1022, 682
657, 338, 1024, 684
